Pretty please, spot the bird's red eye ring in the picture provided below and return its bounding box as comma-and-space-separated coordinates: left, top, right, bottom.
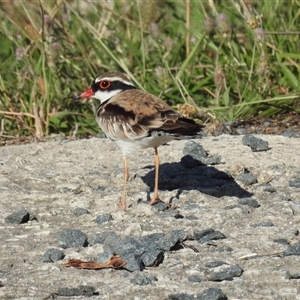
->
99, 80, 111, 89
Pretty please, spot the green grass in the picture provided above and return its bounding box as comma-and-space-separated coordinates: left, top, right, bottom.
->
0, 0, 299, 139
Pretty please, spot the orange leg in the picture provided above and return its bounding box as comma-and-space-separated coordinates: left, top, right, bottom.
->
149, 146, 160, 205
119, 155, 129, 210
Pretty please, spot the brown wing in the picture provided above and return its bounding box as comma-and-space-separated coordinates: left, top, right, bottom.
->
97, 89, 203, 140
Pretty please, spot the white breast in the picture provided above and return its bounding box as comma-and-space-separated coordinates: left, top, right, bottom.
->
114, 131, 175, 155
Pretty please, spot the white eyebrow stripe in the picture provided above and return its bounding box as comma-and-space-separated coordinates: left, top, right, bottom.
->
95, 77, 135, 87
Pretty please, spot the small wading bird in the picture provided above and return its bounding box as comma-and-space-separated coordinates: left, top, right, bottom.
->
75, 72, 203, 210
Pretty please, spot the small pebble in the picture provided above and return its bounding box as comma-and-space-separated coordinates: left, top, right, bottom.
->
58, 285, 95, 297
199, 288, 228, 300
88, 233, 106, 246
103, 232, 122, 253
130, 272, 153, 285
94, 213, 113, 225
151, 201, 169, 211
218, 246, 233, 252
205, 261, 227, 268
289, 178, 300, 188
167, 293, 195, 300
242, 134, 270, 152
205, 264, 243, 281
96, 252, 113, 264
273, 238, 289, 245
183, 140, 207, 160
41, 248, 65, 262
286, 271, 300, 279
252, 222, 274, 228
73, 208, 90, 217
188, 275, 202, 283
238, 198, 260, 208
236, 173, 257, 186
4, 209, 30, 224
283, 242, 300, 257
193, 228, 215, 240
281, 130, 300, 138
57, 229, 88, 249
203, 155, 222, 165
198, 231, 226, 244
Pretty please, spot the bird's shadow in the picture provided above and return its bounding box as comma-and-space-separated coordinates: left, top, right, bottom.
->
140, 156, 252, 200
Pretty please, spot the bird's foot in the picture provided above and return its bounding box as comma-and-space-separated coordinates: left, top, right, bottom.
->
149, 197, 161, 206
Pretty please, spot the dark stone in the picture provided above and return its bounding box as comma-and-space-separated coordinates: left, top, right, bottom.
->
236, 173, 257, 186
167, 293, 196, 300
199, 288, 228, 300
183, 140, 207, 160
121, 253, 144, 272
102, 232, 122, 253
4, 209, 30, 224
155, 237, 175, 252
94, 213, 113, 224
193, 228, 215, 240
206, 265, 243, 281
273, 238, 289, 245
115, 236, 145, 271
138, 234, 165, 267
204, 155, 222, 165
57, 229, 88, 249
198, 231, 226, 244
151, 201, 169, 211
281, 130, 300, 138
218, 246, 233, 252
88, 234, 106, 246
141, 249, 164, 267
58, 285, 95, 297
96, 252, 112, 264
286, 271, 300, 279
283, 242, 300, 257
169, 229, 187, 244
73, 207, 90, 217
130, 272, 152, 285
252, 222, 274, 228
41, 248, 65, 262
242, 134, 270, 152
224, 204, 240, 210
289, 178, 300, 188
205, 261, 227, 268
238, 198, 260, 208
188, 275, 202, 282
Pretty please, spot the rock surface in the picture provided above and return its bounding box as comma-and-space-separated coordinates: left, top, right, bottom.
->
1, 134, 300, 299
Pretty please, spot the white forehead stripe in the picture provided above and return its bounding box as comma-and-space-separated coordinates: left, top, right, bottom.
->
95, 76, 135, 87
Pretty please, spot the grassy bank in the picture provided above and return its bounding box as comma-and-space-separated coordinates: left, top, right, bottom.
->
0, 0, 299, 139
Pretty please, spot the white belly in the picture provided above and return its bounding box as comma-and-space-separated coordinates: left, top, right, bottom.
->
114, 132, 175, 155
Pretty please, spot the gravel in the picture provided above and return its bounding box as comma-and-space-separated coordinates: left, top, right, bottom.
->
94, 213, 113, 224
57, 229, 88, 248
1, 134, 300, 299
283, 242, 300, 257
242, 134, 270, 152
4, 208, 30, 224
41, 248, 65, 263
73, 207, 90, 217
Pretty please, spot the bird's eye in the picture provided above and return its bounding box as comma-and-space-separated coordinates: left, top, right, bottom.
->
99, 80, 111, 89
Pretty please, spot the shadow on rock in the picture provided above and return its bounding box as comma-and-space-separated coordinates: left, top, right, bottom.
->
141, 159, 252, 199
